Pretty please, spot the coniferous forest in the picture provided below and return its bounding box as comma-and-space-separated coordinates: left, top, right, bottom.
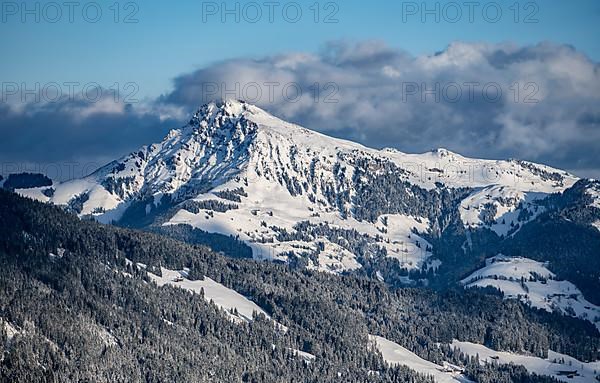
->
0, 190, 598, 382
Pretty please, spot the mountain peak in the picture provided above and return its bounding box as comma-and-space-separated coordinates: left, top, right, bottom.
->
198, 99, 248, 118
190, 99, 249, 126
431, 148, 456, 157
187, 99, 290, 137
185, 100, 323, 149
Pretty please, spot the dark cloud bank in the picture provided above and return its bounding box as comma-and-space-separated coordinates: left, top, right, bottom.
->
2, 41, 599, 180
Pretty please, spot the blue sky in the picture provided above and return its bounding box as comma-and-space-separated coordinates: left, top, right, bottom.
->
2, 0, 599, 98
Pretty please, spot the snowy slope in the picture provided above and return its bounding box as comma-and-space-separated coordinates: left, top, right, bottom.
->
16, 187, 53, 203
459, 186, 547, 236
369, 335, 473, 383
586, 182, 600, 231
452, 340, 600, 383
147, 266, 282, 328
25, 100, 580, 273
587, 183, 600, 209
462, 255, 600, 330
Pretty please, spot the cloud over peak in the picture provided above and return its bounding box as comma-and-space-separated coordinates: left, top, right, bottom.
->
1, 40, 599, 179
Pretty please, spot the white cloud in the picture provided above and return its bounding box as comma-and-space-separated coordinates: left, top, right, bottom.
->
164, 40, 600, 177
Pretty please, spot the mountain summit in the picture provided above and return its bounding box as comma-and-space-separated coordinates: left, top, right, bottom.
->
18, 100, 589, 271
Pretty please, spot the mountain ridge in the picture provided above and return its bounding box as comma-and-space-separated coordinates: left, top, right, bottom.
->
16, 100, 589, 272
21, 99, 578, 215
12, 99, 600, 325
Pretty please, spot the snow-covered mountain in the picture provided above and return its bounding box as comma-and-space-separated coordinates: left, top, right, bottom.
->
18, 100, 589, 275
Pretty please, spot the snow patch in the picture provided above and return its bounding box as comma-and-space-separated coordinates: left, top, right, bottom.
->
462, 255, 600, 330
587, 185, 600, 209
460, 186, 546, 236
369, 335, 473, 383
15, 187, 52, 202
148, 267, 286, 331
307, 241, 362, 273
288, 348, 316, 362
48, 247, 66, 259
1, 318, 19, 341
452, 340, 600, 383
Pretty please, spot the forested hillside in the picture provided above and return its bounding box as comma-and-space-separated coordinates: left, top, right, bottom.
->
0, 190, 598, 382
